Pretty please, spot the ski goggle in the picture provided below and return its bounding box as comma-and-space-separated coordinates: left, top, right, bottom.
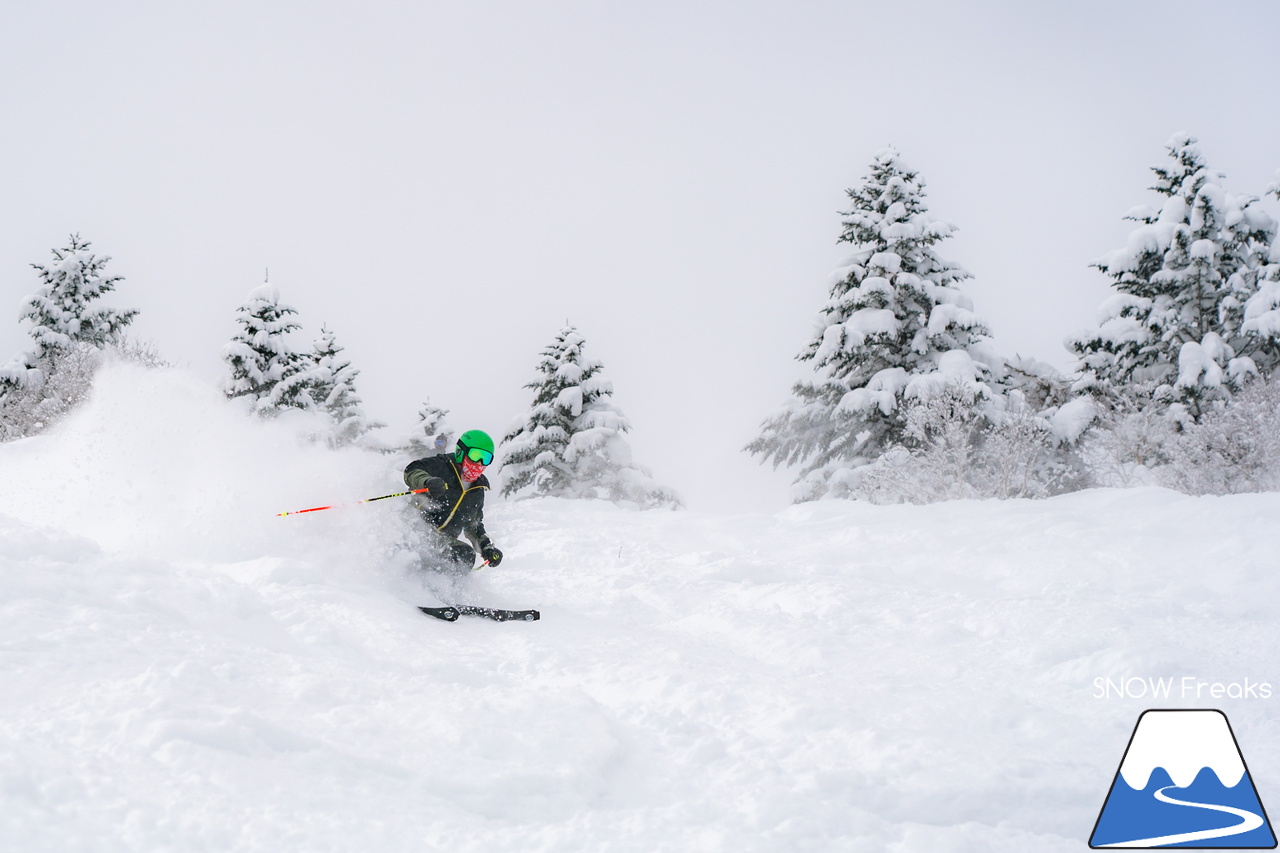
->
456, 445, 493, 466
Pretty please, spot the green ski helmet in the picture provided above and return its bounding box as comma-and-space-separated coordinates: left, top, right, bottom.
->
454, 429, 495, 466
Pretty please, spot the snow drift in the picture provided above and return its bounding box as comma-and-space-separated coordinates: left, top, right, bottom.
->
2, 363, 1279, 852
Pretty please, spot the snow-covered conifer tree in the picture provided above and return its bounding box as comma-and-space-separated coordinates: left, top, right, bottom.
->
500, 325, 681, 508
406, 399, 452, 457
1067, 134, 1277, 419
1, 235, 137, 394
1240, 172, 1280, 378
0, 236, 138, 439
307, 325, 384, 445
22, 235, 136, 353
220, 285, 313, 416
746, 148, 1004, 501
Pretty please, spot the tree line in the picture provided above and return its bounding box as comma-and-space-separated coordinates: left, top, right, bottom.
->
749, 133, 1280, 501
4, 132, 1277, 505
0, 256, 678, 508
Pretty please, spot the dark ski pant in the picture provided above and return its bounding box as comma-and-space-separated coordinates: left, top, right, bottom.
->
420, 534, 478, 575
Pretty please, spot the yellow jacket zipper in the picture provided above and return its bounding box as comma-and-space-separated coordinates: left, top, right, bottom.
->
436, 459, 488, 531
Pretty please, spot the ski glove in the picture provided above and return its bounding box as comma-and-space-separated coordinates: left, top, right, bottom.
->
423, 477, 448, 499
480, 542, 503, 567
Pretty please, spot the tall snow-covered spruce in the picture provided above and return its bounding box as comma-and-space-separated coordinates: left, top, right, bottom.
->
220, 285, 313, 417
747, 148, 1003, 501
0, 235, 138, 439
307, 325, 384, 446
1067, 133, 1277, 419
499, 325, 680, 508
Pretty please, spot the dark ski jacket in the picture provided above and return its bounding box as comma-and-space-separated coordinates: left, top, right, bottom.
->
404, 454, 491, 545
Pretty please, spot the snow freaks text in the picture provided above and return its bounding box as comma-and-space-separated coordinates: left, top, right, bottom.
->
1093, 677, 1273, 701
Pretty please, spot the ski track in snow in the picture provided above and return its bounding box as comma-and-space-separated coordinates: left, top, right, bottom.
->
1, 364, 1279, 852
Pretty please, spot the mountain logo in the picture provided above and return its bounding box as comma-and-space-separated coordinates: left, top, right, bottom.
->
1090, 709, 1276, 848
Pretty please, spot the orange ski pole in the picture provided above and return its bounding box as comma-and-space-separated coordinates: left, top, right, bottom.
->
277, 487, 433, 517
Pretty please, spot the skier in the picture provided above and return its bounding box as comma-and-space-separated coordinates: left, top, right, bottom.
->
404, 429, 504, 574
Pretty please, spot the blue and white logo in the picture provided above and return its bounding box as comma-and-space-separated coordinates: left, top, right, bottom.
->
1091, 709, 1276, 848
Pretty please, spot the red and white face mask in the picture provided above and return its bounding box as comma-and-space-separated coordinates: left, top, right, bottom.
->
460, 458, 487, 483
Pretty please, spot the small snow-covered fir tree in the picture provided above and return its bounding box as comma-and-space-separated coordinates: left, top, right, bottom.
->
405, 399, 453, 457
746, 148, 1005, 501
307, 325, 384, 446
23, 234, 137, 354
500, 325, 681, 508
1067, 133, 1277, 419
0, 235, 139, 439
1, 235, 137, 393
220, 285, 313, 416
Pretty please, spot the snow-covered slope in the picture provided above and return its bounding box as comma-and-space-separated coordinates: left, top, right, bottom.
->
2, 364, 1278, 852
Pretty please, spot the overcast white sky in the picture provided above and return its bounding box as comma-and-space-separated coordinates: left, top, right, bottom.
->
2, 1, 1278, 510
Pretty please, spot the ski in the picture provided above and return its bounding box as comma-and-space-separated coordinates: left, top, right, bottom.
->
457, 605, 540, 622
418, 605, 540, 623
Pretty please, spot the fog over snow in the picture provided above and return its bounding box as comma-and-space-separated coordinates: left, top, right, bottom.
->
2, 2, 1278, 510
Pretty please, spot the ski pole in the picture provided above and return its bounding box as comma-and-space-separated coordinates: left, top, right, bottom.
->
277, 487, 433, 517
